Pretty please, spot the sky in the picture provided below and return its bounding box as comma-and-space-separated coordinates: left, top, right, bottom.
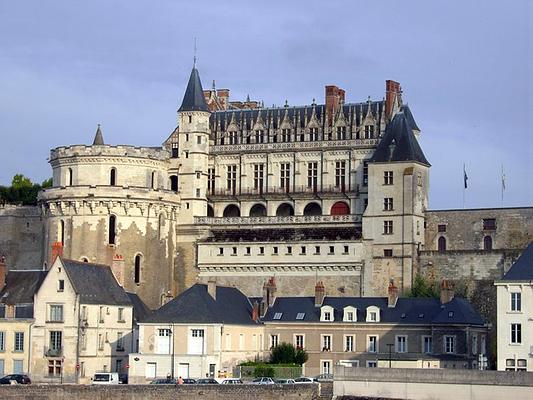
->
0, 0, 531, 209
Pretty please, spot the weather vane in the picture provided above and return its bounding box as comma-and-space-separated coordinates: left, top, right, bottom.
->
193, 37, 197, 67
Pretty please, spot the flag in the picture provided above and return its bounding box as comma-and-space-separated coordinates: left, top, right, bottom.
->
463, 164, 468, 189
501, 165, 506, 191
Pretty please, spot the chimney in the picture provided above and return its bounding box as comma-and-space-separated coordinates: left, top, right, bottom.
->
387, 280, 399, 308
216, 89, 230, 110
314, 281, 325, 307
440, 279, 455, 304
51, 241, 64, 264
252, 301, 260, 322
325, 85, 345, 124
0, 256, 6, 292
111, 254, 125, 287
261, 277, 277, 315
207, 278, 217, 300
385, 80, 402, 120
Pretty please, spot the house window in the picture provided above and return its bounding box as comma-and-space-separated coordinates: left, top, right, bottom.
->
110, 168, 117, 186
362, 162, 368, 186
98, 334, 104, 350
511, 323, 521, 344
383, 220, 393, 235
345, 311, 354, 322
309, 128, 319, 141
323, 311, 332, 321
307, 162, 318, 191
14, 332, 24, 352
253, 164, 265, 192
345, 335, 354, 352
335, 161, 346, 191
336, 126, 347, 140
171, 142, 179, 158
58, 280, 64, 292
364, 125, 374, 138
384, 171, 393, 185
367, 336, 378, 353
117, 332, 124, 351
438, 236, 447, 252
108, 215, 117, 245
280, 163, 291, 192
396, 336, 407, 353
444, 336, 455, 353
49, 331, 62, 352
118, 307, 124, 322
483, 235, 493, 250
511, 292, 521, 312
322, 335, 331, 351
321, 360, 331, 375
58, 220, 65, 246
438, 224, 446, 232
208, 168, 215, 195
49, 305, 64, 322
384, 198, 393, 211
134, 255, 142, 284
99, 306, 105, 323
270, 335, 279, 349
232, 247, 237, 255
226, 165, 237, 194
295, 335, 304, 349
383, 249, 393, 257
48, 360, 62, 377
422, 336, 432, 353
343, 245, 349, 254
0, 331, 5, 351
482, 218, 496, 230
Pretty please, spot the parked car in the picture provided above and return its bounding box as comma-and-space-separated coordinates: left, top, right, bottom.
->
313, 373, 333, 381
182, 378, 196, 384
196, 378, 219, 384
276, 378, 296, 384
294, 376, 318, 384
92, 372, 120, 385
0, 374, 31, 384
150, 378, 176, 384
251, 377, 276, 385
220, 378, 243, 384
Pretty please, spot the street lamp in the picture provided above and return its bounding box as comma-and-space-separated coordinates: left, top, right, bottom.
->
169, 325, 175, 379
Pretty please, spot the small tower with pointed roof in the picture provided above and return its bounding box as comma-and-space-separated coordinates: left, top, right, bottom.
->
92, 124, 104, 145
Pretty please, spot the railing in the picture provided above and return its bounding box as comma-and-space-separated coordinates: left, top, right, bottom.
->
209, 184, 359, 197
195, 214, 360, 226
44, 346, 63, 357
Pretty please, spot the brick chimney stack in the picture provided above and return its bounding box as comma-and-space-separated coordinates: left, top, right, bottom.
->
51, 241, 64, 264
252, 301, 260, 322
261, 277, 277, 315
325, 85, 345, 124
111, 254, 125, 287
387, 280, 399, 308
207, 278, 217, 301
385, 80, 402, 120
217, 89, 230, 110
314, 281, 325, 307
0, 256, 6, 292
440, 279, 455, 304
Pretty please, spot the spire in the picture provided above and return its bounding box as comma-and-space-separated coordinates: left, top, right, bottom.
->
92, 124, 104, 145
178, 66, 209, 113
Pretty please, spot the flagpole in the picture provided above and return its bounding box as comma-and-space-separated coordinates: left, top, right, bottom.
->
501, 164, 505, 207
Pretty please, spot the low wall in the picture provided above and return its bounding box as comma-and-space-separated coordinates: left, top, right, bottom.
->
0, 383, 319, 400
334, 367, 533, 400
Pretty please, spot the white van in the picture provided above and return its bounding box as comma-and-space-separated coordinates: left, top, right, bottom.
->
92, 372, 120, 384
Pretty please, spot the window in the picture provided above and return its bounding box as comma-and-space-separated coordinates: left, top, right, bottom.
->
99, 306, 105, 323
226, 165, 237, 194
384, 198, 393, 211
329, 246, 334, 254
115, 332, 124, 351
309, 128, 319, 141
0, 331, 4, 351
58, 220, 65, 246
315, 246, 321, 254
322, 335, 331, 351
438, 236, 447, 253
321, 360, 331, 375
228, 131, 237, 145
444, 336, 455, 353
383, 249, 393, 257
170, 175, 179, 192
383, 220, 393, 235
197, 135, 202, 145
58, 280, 64, 292
98, 333, 104, 350
270, 335, 279, 349
324, 311, 332, 321
438, 224, 446, 233
296, 313, 305, 320
366, 306, 380, 322
239, 334, 244, 350
14, 332, 24, 352
273, 312, 283, 320
336, 126, 347, 140
246, 247, 251, 255
335, 161, 346, 190
195, 188, 200, 198
472, 335, 478, 355
259, 246, 264, 255
281, 128, 291, 142
50, 331, 62, 352
384, 171, 393, 185
364, 125, 374, 138
345, 335, 354, 352
280, 163, 291, 192
295, 335, 304, 349
255, 130, 264, 143
511, 323, 521, 344
307, 162, 318, 191
134, 255, 142, 284
287, 246, 292, 255
108, 215, 116, 245
253, 164, 265, 192
422, 336, 432, 353
232, 247, 237, 255
67, 168, 73, 186
110, 168, 117, 186
344, 310, 355, 322
483, 218, 496, 230
300, 246, 306, 255
171, 142, 179, 158
396, 336, 407, 353
511, 292, 521, 312
343, 245, 349, 254
48, 360, 62, 377
272, 246, 278, 255
118, 307, 124, 322
208, 168, 215, 195
49, 305, 63, 322
367, 336, 378, 353
321, 306, 334, 322
362, 161, 368, 186
483, 235, 493, 250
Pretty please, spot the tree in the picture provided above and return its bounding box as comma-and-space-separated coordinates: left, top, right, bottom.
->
11, 174, 32, 189
41, 178, 53, 188
406, 274, 439, 298
294, 348, 309, 365
0, 174, 52, 205
270, 342, 308, 366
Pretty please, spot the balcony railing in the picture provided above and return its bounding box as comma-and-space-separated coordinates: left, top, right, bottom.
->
209, 184, 359, 197
44, 346, 63, 357
195, 214, 360, 226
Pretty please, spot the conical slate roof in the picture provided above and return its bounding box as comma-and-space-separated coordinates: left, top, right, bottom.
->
370, 111, 430, 166
92, 124, 104, 145
178, 67, 209, 112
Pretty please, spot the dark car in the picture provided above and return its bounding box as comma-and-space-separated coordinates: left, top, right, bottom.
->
182, 378, 196, 384
0, 374, 31, 384
150, 378, 176, 384
196, 378, 218, 384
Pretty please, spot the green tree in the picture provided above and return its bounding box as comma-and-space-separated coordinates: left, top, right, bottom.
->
41, 178, 53, 188
270, 342, 297, 364
406, 274, 439, 298
11, 174, 32, 189
294, 348, 309, 366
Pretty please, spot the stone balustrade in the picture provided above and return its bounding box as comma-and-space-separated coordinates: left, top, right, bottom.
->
195, 214, 360, 226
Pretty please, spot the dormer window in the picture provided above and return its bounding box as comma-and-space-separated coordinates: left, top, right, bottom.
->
273, 312, 283, 320
320, 305, 334, 322
343, 306, 357, 322
366, 306, 380, 322
296, 312, 305, 320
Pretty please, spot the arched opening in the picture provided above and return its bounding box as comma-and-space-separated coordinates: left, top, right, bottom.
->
207, 205, 214, 217
151, 171, 156, 189
58, 220, 65, 245
303, 202, 322, 216
81, 257, 88, 263
110, 168, 117, 186
483, 235, 492, 250
170, 175, 178, 193
438, 236, 446, 253
67, 168, 73, 186
249, 203, 267, 217
223, 204, 240, 217
330, 201, 350, 215
109, 215, 116, 245
134, 254, 142, 284
276, 203, 294, 217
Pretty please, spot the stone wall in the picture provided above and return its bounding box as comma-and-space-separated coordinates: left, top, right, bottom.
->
0, 384, 319, 400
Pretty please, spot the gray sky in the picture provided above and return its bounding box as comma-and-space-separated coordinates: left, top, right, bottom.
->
0, 0, 531, 209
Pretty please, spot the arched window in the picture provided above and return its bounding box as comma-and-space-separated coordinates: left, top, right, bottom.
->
170, 175, 178, 193
223, 204, 240, 217
81, 257, 88, 263
110, 168, 117, 186
67, 168, 73, 186
58, 220, 65, 245
483, 236, 493, 250
303, 202, 322, 216
207, 205, 214, 217
134, 254, 142, 284
151, 171, 156, 189
276, 203, 294, 217
249, 203, 267, 217
438, 236, 446, 253
331, 201, 350, 215
109, 215, 116, 245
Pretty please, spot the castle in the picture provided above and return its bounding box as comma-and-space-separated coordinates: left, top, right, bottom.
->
0, 66, 531, 309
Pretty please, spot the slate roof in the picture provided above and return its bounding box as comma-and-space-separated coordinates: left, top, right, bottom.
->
501, 242, 533, 281
370, 111, 430, 166
263, 296, 484, 326
179, 67, 210, 112
205, 227, 362, 242
127, 292, 152, 322
92, 125, 104, 145
61, 259, 132, 306
0, 270, 48, 305
143, 284, 256, 325
401, 104, 420, 131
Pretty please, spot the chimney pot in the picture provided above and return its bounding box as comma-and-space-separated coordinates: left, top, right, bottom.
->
51, 242, 64, 265
252, 301, 260, 322
440, 279, 455, 304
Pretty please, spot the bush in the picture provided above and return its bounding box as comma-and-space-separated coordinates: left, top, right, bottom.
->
270, 342, 296, 364
253, 364, 275, 378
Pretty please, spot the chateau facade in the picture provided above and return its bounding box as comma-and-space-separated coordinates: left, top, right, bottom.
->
0, 66, 531, 309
